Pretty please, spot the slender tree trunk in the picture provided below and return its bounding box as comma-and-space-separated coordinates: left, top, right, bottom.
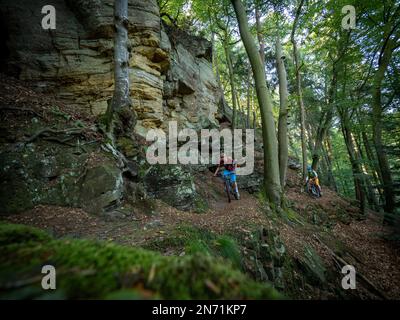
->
255, 1, 265, 71
236, 93, 246, 128
341, 121, 367, 215
252, 85, 256, 129
371, 29, 398, 220
354, 131, 379, 209
223, 37, 237, 129
323, 137, 338, 192
246, 69, 251, 128
338, 65, 367, 215
276, 33, 289, 188
107, 0, 135, 137
311, 31, 350, 170
362, 131, 384, 202
291, 0, 307, 183
112, 0, 131, 113
231, 0, 281, 206
311, 69, 337, 171
211, 31, 227, 116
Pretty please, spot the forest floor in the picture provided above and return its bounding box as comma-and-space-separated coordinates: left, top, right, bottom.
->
1, 73, 400, 299
3, 167, 400, 299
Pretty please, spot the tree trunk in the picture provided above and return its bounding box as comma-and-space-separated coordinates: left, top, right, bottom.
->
246, 69, 251, 128
112, 0, 131, 112
231, 0, 281, 206
211, 31, 227, 116
311, 69, 337, 171
323, 137, 338, 192
291, 0, 307, 183
362, 130, 384, 202
255, 1, 265, 71
354, 131, 380, 210
311, 31, 350, 171
371, 29, 397, 220
223, 37, 237, 129
341, 122, 367, 215
108, 0, 135, 137
275, 33, 289, 188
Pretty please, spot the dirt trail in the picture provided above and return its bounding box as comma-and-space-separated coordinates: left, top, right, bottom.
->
2, 168, 400, 299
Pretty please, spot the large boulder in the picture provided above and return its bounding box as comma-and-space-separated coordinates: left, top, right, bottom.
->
144, 164, 202, 211
0, 141, 123, 214
79, 164, 123, 213
238, 171, 263, 194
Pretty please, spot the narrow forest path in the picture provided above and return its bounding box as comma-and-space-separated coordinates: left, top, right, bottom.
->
3, 167, 400, 299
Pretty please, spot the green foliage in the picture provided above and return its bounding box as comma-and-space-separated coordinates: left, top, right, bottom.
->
144, 225, 243, 270
0, 223, 281, 300
214, 235, 242, 270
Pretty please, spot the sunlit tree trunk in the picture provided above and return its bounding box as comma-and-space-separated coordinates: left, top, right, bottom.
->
275, 33, 289, 188
223, 36, 237, 129
231, 0, 281, 206
211, 31, 228, 116
246, 68, 251, 128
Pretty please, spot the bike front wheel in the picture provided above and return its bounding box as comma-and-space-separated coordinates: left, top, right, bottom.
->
225, 179, 231, 203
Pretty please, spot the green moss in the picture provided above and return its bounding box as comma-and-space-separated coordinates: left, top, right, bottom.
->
145, 225, 244, 271
116, 137, 137, 158
214, 235, 242, 270
0, 222, 51, 246
185, 239, 211, 256
0, 223, 281, 300
297, 245, 326, 286
280, 208, 305, 225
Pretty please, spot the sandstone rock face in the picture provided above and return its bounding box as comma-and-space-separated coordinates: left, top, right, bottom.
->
0, 0, 220, 135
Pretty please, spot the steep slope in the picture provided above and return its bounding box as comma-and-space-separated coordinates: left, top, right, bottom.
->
1, 71, 399, 300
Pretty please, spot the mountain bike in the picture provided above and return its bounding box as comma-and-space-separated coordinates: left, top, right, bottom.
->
217, 172, 239, 203
307, 179, 321, 198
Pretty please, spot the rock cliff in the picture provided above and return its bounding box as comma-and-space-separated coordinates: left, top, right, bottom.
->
0, 0, 221, 136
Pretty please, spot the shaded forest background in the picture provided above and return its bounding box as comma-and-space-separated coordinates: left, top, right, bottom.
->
158, 0, 400, 221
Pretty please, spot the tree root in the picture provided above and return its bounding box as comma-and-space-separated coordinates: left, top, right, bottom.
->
0, 105, 44, 119
24, 127, 85, 144
313, 235, 388, 300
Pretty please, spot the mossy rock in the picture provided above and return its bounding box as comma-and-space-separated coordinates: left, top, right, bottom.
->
0, 223, 282, 300
79, 164, 123, 213
0, 140, 123, 215
296, 245, 326, 286
144, 165, 202, 211
116, 137, 137, 158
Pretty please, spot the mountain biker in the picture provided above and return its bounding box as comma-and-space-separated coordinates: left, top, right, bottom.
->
306, 165, 322, 196
214, 153, 240, 199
